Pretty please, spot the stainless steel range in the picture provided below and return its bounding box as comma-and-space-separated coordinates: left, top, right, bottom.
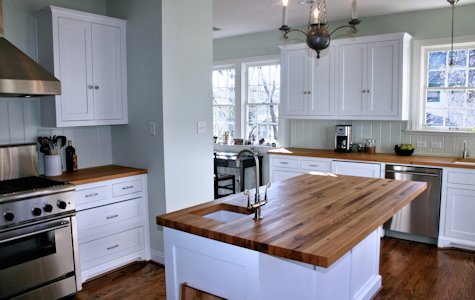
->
0, 144, 79, 300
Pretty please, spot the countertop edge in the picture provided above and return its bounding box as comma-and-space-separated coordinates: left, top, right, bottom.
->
46, 165, 148, 185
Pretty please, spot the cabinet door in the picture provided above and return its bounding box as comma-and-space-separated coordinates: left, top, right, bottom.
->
281, 48, 308, 116
57, 17, 93, 121
367, 40, 399, 117
308, 47, 336, 116
331, 161, 382, 178
445, 187, 475, 241
271, 170, 303, 182
338, 43, 367, 116
91, 24, 124, 120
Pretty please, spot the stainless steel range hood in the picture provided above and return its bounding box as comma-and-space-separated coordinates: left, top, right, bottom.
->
0, 0, 60, 97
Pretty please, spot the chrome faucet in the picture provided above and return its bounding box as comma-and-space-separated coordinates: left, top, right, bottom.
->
236, 149, 267, 220
463, 140, 468, 159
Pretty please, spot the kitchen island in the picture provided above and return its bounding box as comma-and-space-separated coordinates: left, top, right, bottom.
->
157, 173, 427, 300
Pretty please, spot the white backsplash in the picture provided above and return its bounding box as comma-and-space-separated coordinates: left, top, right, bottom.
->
0, 99, 113, 173
289, 119, 475, 157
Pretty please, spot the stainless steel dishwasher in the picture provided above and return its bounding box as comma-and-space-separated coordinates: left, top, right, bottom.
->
384, 164, 442, 244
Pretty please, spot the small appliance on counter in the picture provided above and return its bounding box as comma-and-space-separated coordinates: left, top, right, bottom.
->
335, 125, 352, 153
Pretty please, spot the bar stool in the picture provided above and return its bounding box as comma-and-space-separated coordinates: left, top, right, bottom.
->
214, 154, 236, 199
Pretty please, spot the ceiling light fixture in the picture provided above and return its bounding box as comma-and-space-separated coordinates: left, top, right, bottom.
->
447, 0, 459, 67
279, 0, 361, 59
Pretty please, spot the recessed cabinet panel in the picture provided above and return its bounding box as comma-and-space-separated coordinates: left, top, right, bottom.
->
92, 24, 123, 120
445, 187, 475, 241
338, 43, 367, 116
282, 48, 308, 116
309, 47, 335, 116
57, 17, 93, 121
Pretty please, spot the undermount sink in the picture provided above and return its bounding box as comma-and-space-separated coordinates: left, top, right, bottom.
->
191, 203, 252, 222
454, 158, 475, 165
203, 210, 250, 222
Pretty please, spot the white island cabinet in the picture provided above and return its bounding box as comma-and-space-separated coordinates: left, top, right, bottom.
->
35, 6, 128, 127
439, 168, 475, 251
75, 174, 150, 284
164, 227, 381, 300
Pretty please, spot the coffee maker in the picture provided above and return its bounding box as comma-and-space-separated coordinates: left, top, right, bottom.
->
335, 125, 352, 153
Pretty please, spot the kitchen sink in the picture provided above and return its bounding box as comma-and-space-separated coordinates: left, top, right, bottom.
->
191, 203, 252, 222
453, 158, 475, 165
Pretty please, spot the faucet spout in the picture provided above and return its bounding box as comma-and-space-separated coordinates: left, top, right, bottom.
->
236, 149, 263, 220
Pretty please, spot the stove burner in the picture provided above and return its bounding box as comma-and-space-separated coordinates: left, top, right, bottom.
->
0, 176, 68, 196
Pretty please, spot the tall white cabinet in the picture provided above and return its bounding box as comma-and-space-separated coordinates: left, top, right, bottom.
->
281, 33, 412, 121
35, 6, 128, 127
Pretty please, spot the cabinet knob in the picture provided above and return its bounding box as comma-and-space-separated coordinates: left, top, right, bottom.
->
94, 86, 100, 90
303, 91, 307, 95
88, 85, 94, 89
308, 91, 311, 95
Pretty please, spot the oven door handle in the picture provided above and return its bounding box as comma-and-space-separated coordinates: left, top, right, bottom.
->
0, 220, 70, 244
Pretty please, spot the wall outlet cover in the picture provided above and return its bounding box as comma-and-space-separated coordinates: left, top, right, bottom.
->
431, 141, 442, 149
416, 141, 427, 148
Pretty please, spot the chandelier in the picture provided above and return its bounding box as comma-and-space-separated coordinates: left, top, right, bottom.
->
279, 0, 361, 59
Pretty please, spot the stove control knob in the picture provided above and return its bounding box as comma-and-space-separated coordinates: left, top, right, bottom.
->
57, 201, 67, 210
32, 207, 42, 216
4, 212, 14, 222
43, 204, 53, 213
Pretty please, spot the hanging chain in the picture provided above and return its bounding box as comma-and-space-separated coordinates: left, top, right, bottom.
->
450, 1, 455, 65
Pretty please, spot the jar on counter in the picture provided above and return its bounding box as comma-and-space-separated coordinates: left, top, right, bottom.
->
365, 138, 376, 154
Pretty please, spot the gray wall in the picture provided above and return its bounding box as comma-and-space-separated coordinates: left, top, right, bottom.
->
107, 0, 214, 259
213, 4, 475, 157
1, 0, 112, 170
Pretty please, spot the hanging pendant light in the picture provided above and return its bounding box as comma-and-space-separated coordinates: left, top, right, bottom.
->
279, 0, 361, 59
447, 0, 459, 67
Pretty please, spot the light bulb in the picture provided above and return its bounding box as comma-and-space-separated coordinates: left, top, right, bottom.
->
313, 8, 319, 24
282, 0, 288, 6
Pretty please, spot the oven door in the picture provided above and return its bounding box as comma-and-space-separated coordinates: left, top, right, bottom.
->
0, 216, 76, 299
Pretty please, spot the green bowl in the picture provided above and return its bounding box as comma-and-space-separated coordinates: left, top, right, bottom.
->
394, 145, 414, 156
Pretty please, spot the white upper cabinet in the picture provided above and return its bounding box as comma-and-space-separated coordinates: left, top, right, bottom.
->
280, 44, 336, 118
35, 6, 128, 127
280, 33, 412, 121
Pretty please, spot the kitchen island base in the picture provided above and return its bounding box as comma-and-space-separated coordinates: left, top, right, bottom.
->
164, 227, 382, 300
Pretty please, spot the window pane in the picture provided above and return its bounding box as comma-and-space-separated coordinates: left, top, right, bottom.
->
212, 69, 235, 105
448, 91, 465, 107
426, 91, 441, 104
468, 69, 475, 87
448, 70, 466, 87
428, 51, 447, 70
426, 110, 445, 127
450, 50, 467, 68
468, 90, 475, 108
247, 104, 279, 144
466, 110, 475, 128
446, 109, 464, 127
469, 49, 475, 68
428, 71, 446, 87
247, 64, 280, 104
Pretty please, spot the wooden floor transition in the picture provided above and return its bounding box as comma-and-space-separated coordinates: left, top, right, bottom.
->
74, 237, 475, 300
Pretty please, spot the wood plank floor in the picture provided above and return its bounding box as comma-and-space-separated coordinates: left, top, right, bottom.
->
74, 237, 475, 300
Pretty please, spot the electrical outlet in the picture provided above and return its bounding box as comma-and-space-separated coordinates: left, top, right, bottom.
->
148, 122, 156, 136
416, 141, 427, 148
431, 142, 442, 149
197, 121, 207, 134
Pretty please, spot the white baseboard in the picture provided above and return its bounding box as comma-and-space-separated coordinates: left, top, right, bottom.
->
151, 248, 165, 265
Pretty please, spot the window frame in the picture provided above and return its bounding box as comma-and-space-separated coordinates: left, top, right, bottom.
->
411, 35, 475, 133
213, 55, 281, 145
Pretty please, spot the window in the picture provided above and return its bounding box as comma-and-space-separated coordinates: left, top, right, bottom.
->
212, 67, 236, 140
213, 57, 280, 145
421, 42, 475, 130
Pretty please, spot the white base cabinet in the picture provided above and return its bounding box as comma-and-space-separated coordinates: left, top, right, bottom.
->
331, 160, 384, 179
35, 6, 128, 127
439, 168, 475, 251
75, 174, 150, 285
269, 155, 332, 182
164, 227, 381, 300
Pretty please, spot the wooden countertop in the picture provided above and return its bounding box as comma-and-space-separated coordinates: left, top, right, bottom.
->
157, 173, 427, 268
47, 165, 147, 185
268, 148, 475, 169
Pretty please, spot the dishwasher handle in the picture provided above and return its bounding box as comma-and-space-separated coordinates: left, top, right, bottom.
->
385, 170, 441, 177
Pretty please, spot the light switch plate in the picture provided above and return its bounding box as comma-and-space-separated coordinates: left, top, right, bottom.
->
416, 141, 427, 148
197, 121, 207, 134
148, 122, 156, 136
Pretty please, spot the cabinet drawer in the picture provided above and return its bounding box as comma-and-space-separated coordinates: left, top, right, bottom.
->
300, 159, 331, 172
112, 179, 142, 197
77, 198, 142, 243
447, 171, 475, 186
75, 186, 108, 206
79, 226, 145, 270
271, 157, 299, 169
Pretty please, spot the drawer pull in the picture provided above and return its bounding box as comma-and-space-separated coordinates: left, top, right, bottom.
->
85, 193, 99, 198
106, 214, 119, 220
122, 185, 134, 190
107, 244, 119, 250
280, 162, 289, 165
309, 165, 319, 167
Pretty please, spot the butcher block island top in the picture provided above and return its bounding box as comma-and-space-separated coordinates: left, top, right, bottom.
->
157, 173, 427, 268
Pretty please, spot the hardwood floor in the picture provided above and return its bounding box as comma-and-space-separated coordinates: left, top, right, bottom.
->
74, 238, 475, 299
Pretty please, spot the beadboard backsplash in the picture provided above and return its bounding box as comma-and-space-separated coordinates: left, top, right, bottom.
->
0, 99, 113, 173
289, 120, 475, 157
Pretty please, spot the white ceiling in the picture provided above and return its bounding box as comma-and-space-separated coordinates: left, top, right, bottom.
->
213, 0, 475, 39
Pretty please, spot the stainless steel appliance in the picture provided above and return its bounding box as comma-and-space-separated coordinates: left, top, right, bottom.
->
0, 144, 79, 299
335, 125, 352, 153
384, 164, 442, 244
0, 0, 61, 97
